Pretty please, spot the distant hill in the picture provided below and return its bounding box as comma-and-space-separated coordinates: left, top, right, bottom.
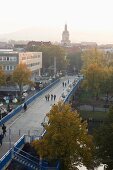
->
0, 27, 61, 42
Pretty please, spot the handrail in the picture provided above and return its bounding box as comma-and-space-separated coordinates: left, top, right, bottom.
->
0, 149, 12, 161
13, 150, 39, 166
14, 146, 40, 162
14, 135, 25, 147
64, 77, 83, 103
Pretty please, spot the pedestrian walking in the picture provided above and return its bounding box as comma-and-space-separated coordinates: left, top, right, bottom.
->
68, 79, 69, 84
0, 133, 3, 146
45, 94, 47, 101
2, 124, 6, 136
62, 82, 64, 87
65, 82, 66, 87
47, 94, 50, 101
54, 94, 56, 101
23, 102, 27, 111
51, 94, 53, 100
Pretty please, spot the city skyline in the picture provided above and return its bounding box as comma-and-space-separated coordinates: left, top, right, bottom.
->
0, 0, 113, 44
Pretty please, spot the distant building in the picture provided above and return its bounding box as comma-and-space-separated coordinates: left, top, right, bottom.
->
81, 42, 97, 49
27, 41, 52, 49
61, 24, 71, 47
0, 42, 13, 49
0, 51, 42, 77
13, 44, 26, 52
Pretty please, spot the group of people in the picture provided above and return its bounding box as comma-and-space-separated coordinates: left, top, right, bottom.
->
45, 94, 56, 101
0, 124, 6, 146
62, 79, 70, 88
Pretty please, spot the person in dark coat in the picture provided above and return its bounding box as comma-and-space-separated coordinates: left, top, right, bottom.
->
45, 95, 47, 101
62, 82, 64, 87
2, 124, 6, 136
23, 103, 27, 111
54, 94, 56, 101
0, 133, 3, 146
51, 94, 53, 100
47, 94, 50, 101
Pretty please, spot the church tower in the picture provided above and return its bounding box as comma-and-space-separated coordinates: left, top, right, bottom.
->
61, 24, 71, 46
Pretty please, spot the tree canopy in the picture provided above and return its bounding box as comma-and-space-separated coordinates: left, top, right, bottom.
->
32, 102, 94, 169
0, 66, 6, 85
27, 44, 66, 74
81, 48, 113, 97
67, 52, 82, 74
94, 106, 113, 169
13, 63, 31, 95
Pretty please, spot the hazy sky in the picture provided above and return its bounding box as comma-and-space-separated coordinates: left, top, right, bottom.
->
1, 0, 113, 43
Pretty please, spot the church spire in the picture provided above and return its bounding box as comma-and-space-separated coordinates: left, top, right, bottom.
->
61, 24, 71, 47
65, 24, 67, 31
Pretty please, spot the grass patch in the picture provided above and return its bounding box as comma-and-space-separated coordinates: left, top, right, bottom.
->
78, 90, 93, 103
79, 110, 108, 120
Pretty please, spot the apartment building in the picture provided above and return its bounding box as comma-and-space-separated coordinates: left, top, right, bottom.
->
0, 50, 42, 76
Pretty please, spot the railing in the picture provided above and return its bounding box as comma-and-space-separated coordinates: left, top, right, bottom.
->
64, 77, 83, 103
0, 149, 12, 170
0, 78, 60, 126
0, 134, 59, 170
0, 135, 25, 170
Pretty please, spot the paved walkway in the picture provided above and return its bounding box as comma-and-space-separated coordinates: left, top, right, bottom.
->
0, 76, 78, 158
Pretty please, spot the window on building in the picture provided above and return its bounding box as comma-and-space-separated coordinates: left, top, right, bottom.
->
6, 65, 10, 70
7, 57, 9, 61
3, 57, 7, 61
10, 57, 17, 61
22, 57, 26, 60
10, 65, 13, 70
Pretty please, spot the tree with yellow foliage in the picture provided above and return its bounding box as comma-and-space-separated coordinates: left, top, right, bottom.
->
82, 48, 106, 69
32, 102, 94, 169
83, 63, 103, 98
13, 63, 31, 100
0, 66, 5, 85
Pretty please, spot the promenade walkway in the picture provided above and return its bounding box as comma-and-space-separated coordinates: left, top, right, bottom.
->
0, 76, 77, 158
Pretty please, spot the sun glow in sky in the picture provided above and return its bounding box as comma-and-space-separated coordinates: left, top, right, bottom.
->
1, 0, 113, 43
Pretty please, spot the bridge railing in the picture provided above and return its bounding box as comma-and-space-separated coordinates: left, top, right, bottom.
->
0, 78, 60, 126
0, 135, 25, 170
0, 149, 12, 170
64, 77, 83, 103
0, 134, 59, 170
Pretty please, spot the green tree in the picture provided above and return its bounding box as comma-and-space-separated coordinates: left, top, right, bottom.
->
94, 106, 113, 169
82, 63, 103, 99
13, 63, 31, 100
32, 102, 94, 169
27, 45, 66, 74
67, 52, 82, 73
